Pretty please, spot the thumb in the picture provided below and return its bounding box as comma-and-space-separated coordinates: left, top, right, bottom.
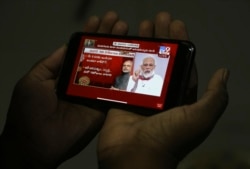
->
188, 68, 229, 128
153, 68, 229, 159
28, 45, 67, 81
178, 68, 229, 157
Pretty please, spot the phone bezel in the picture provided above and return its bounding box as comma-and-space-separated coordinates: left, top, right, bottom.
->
57, 32, 195, 114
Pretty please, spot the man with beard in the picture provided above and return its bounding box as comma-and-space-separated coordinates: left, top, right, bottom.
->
126, 56, 163, 96
111, 60, 133, 90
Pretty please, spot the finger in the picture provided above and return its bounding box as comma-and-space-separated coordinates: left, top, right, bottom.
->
28, 45, 67, 81
83, 15, 101, 33
111, 20, 129, 35
138, 20, 154, 37
178, 68, 229, 134
104, 108, 144, 127
190, 68, 229, 124
58, 100, 105, 149
169, 20, 189, 40
154, 11, 172, 38
178, 68, 229, 156
168, 19, 197, 104
97, 11, 119, 33
154, 12, 197, 104
153, 68, 229, 158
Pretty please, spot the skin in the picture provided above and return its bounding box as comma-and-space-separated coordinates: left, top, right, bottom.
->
132, 56, 156, 81
97, 12, 229, 169
141, 56, 156, 77
0, 11, 129, 169
122, 60, 133, 73
0, 11, 229, 169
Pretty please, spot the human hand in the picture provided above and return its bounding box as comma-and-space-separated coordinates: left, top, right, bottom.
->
0, 11, 128, 169
132, 69, 141, 81
110, 86, 119, 90
77, 66, 82, 72
97, 12, 229, 169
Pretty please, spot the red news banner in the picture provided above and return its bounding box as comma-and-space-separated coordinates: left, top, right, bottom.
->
75, 48, 134, 88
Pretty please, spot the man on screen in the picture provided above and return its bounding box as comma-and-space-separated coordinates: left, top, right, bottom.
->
111, 60, 133, 90
126, 56, 163, 96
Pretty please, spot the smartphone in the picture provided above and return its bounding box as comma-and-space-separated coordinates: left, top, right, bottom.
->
57, 32, 195, 114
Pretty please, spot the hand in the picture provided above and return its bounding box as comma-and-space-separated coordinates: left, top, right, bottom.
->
97, 12, 229, 169
132, 69, 141, 81
110, 86, 120, 90
0, 11, 128, 169
77, 66, 82, 72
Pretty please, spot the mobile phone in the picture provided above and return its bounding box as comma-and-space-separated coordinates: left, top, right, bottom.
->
57, 32, 195, 114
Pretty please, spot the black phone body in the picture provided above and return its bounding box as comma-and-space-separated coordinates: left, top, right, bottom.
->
57, 32, 195, 114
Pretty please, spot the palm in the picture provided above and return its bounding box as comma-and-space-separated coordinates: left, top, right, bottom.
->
97, 12, 228, 169
98, 107, 197, 162
98, 11, 197, 162
1, 11, 130, 168
98, 68, 228, 167
4, 52, 105, 167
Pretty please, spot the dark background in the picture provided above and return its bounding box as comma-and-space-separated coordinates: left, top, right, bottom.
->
1, 0, 249, 168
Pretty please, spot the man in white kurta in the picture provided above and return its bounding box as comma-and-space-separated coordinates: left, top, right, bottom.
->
126, 56, 163, 96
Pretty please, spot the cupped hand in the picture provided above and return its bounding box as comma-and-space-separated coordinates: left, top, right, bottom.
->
0, 11, 128, 169
98, 12, 229, 169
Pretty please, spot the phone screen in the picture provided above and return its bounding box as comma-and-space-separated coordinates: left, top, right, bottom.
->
58, 32, 194, 110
